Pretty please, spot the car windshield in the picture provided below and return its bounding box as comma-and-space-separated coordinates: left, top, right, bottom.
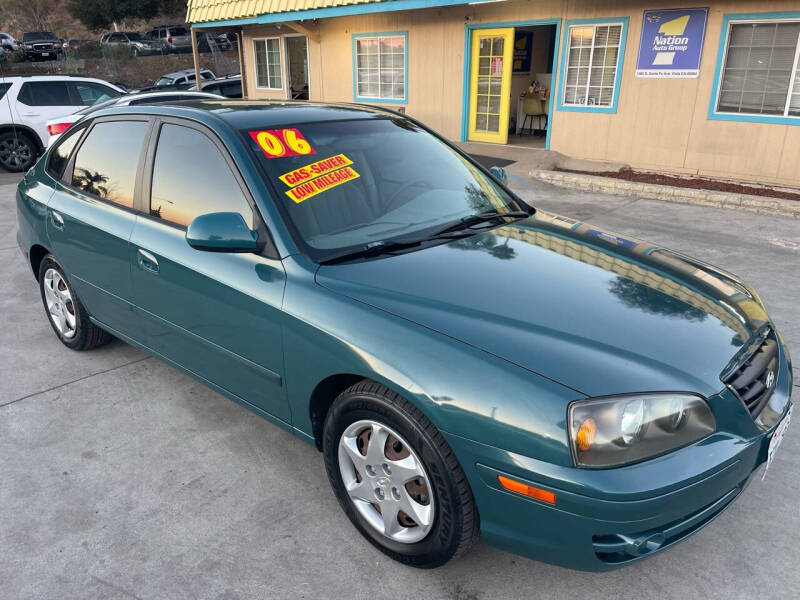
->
23, 32, 55, 41
155, 77, 174, 86
245, 117, 524, 261
125, 32, 146, 41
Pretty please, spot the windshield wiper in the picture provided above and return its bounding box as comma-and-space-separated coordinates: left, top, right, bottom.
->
432, 209, 531, 236
318, 238, 429, 265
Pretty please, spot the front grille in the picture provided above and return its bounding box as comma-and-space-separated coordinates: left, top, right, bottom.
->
723, 329, 779, 419
33, 43, 53, 50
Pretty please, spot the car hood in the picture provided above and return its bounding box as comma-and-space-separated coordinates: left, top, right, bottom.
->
316, 211, 770, 398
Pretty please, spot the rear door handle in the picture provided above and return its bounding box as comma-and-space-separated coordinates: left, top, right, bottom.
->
50, 210, 64, 230
137, 248, 159, 274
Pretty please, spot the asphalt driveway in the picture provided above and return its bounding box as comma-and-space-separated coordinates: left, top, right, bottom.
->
1, 169, 798, 600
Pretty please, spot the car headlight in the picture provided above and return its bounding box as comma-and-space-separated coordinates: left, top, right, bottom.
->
568, 393, 715, 468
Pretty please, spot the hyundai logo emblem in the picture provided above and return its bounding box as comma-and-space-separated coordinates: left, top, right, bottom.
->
765, 370, 775, 388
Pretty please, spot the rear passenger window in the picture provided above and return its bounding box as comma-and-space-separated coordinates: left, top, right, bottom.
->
47, 125, 84, 178
71, 120, 149, 208
71, 82, 119, 106
17, 82, 70, 106
150, 123, 253, 228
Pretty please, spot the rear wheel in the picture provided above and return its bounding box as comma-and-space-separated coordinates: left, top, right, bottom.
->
38, 255, 111, 350
0, 131, 36, 172
323, 381, 478, 567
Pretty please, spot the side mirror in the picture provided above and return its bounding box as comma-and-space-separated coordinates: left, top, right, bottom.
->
490, 166, 508, 185
186, 212, 260, 253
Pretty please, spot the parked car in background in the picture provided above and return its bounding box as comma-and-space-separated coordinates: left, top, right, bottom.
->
189, 74, 242, 98
62, 39, 94, 51
0, 75, 124, 171
102, 31, 163, 57
0, 33, 19, 51
45, 90, 222, 146
145, 25, 191, 53
15, 101, 793, 570
197, 32, 232, 52
137, 68, 216, 92
20, 31, 62, 61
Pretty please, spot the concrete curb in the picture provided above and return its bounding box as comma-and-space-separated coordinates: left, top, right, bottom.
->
531, 169, 800, 218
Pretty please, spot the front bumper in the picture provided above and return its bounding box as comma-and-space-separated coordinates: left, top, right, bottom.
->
446, 341, 792, 571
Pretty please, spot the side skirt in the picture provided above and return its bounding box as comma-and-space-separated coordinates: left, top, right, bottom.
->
90, 316, 316, 447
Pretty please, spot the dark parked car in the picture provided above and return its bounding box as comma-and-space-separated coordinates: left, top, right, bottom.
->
189, 74, 242, 98
20, 31, 62, 61
15, 101, 793, 570
197, 32, 232, 52
102, 31, 163, 56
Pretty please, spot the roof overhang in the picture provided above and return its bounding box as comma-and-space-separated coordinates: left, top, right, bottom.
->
188, 0, 476, 28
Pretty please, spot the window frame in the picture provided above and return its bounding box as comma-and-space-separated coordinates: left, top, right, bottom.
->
557, 17, 629, 114
140, 116, 278, 258
708, 11, 800, 125
62, 115, 155, 214
351, 31, 409, 105
252, 36, 284, 91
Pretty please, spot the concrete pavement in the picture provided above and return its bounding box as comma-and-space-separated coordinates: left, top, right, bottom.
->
1, 170, 798, 600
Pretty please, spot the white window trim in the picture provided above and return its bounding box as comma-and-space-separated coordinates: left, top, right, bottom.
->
283, 33, 311, 101
714, 18, 800, 120
253, 36, 284, 91
561, 21, 625, 109
352, 32, 408, 104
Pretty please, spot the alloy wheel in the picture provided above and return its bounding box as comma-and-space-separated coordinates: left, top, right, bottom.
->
43, 268, 77, 339
0, 136, 32, 170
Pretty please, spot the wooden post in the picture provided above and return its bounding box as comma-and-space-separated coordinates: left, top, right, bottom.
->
191, 27, 203, 90
237, 30, 247, 99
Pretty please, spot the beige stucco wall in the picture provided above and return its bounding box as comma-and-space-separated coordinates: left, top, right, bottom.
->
238, 0, 800, 186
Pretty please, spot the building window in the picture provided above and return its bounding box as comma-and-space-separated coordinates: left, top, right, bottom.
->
254, 38, 282, 89
353, 32, 407, 103
714, 18, 800, 119
559, 19, 628, 112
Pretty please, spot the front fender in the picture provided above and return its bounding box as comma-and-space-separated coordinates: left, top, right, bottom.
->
281, 256, 580, 467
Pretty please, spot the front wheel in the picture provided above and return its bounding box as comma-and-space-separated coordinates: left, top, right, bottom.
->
323, 381, 478, 568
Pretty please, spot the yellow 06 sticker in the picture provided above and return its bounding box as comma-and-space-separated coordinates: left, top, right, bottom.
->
279, 154, 354, 187
286, 166, 360, 203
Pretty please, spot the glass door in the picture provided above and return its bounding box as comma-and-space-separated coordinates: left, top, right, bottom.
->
468, 28, 514, 144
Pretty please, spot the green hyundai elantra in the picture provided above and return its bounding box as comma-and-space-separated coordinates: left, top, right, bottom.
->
15, 101, 792, 569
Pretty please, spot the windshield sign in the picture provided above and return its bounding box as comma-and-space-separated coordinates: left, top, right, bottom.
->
245, 118, 522, 260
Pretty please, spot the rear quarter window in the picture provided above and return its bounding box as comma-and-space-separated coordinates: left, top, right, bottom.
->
46, 125, 85, 179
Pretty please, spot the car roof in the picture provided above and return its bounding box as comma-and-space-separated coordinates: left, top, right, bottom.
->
162, 68, 213, 78
92, 100, 398, 129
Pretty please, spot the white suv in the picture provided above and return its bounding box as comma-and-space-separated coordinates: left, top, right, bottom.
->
0, 75, 124, 172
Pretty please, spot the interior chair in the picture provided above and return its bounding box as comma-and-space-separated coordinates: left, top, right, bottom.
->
520, 96, 548, 136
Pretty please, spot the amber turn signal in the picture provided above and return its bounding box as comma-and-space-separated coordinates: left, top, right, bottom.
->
497, 475, 556, 504
576, 417, 597, 452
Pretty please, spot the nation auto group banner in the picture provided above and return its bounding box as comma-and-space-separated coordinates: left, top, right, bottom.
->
636, 8, 709, 78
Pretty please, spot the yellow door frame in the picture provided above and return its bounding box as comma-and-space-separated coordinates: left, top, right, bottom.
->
467, 27, 514, 144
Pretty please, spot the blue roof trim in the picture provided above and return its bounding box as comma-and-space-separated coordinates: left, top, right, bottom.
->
191, 0, 474, 28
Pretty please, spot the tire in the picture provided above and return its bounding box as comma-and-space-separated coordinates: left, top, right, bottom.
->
38, 255, 112, 351
0, 131, 37, 173
323, 381, 478, 568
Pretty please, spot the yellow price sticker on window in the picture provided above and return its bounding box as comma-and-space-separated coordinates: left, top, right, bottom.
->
285, 166, 360, 203
279, 154, 354, 188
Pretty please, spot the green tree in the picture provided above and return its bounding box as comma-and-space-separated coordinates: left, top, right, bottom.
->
66, 0, 167, 31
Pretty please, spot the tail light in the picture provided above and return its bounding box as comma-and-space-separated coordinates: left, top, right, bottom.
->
167, 36, 173, 44
47, 122, 72, 136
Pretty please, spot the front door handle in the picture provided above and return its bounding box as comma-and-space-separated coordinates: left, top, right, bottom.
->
137, 248, 159, 274
50, 210, 64, 230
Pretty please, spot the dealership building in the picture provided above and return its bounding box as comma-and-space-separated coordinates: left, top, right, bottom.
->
187, 1, 800, 187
